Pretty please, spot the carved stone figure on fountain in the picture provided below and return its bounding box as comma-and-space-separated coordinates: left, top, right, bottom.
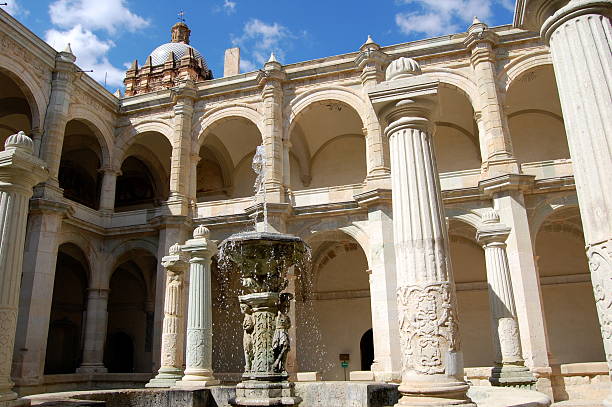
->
241, 302, 255, 372
272, 293, 292, 373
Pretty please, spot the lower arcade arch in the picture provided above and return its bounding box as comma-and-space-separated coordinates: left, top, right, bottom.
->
44, 243, 89, 374
535, 207, 605, 364
448, 220, 494, 368
296, 232, 371, 380
104, 250, 157, 372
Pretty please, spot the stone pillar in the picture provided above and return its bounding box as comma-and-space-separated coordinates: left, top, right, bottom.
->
77, 288, 109, 373
147, 243, 189, 387
12, 205, 64, 388
355, 190, 401, 381
175, 225, 219, 388
168, 79, 196, 215
480, 175, 552, 395
369, 58, 474, 407
0, 132, 48, 404
354, 36, 391, 182
464, 18, 518, 176
39, 45, 75, 184
98, 167, 119, 212
257, 53, 285, 204
151, 217, 190, 373
476, 209, 535, 388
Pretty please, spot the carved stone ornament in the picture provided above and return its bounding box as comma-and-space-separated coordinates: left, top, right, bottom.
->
397, 282, 459, 374
588, 240, 612, 368
385, 56, 421, 81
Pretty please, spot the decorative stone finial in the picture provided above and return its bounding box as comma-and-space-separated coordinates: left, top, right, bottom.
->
267, 52, 278, 63
193, 224, 210, 239
385, 56, 421, 81
63, 43, 74, 54
473, 16, 481, 25
5, 131, 33, 153
169, 242, 181, 255
482, 209, 500, 224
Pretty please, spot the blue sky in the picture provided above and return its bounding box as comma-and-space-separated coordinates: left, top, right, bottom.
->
4, 0, 515, 90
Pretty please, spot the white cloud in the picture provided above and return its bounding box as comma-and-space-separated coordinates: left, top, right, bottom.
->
49, 0, 149, 34
395, 0, 502, 37
3, 0, 29, 17
232, 19, 299, 69
45, 25, 125, 87
223, 0, 236, 14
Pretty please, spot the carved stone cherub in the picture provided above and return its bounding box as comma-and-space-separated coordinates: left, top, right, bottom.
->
240, 302, 255, 372
272, 293, 293, 373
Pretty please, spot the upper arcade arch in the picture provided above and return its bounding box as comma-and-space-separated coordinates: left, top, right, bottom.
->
0, 62, 47, 135
113, 121, 174, 170
66, 107, 113, 168
497, 51, 553, 94
194, 104, 265, 148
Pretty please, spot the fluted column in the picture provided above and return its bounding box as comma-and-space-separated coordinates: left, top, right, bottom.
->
147, 243, 189, 387
175, 225, 219, 388
369, 58, 473, 407
0, 132, 48, 403
77, 288, 109, 373
515, 2, 612, 404
476, 210, 535, 388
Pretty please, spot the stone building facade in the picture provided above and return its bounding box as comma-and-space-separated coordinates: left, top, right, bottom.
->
0, 1, 610, 405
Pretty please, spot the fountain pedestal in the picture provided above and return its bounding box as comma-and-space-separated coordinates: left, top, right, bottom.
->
220, 232, 305, 407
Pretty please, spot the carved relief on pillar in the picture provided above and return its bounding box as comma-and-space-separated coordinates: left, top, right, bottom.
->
397, 282, 459, 375
0, 309, 17, 378
185, 329, 210, 369
498, 317, 523, 362
588, 240, 612, 368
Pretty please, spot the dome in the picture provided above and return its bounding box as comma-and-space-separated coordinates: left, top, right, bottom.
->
148, 42, 208, 69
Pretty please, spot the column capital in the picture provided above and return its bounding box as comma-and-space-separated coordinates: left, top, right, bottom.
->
161, 242, 190, 273
0, 132, 49, 192
514, 0, 611, 33
476, 219, 511, 246
182, 225, 218, 258
540, 0, 612, 43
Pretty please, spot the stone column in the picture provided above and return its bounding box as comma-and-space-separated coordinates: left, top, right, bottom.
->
464, 18, 518, 176
168, 79, 196, 215
0, 132, 48, 404
476, 209, 535, 388
257, 53, 285, 204
151, 216, 190, 373
354, 36, 391, 182
369, 58, 474, 407
147, 243, 189, 387
39, 45, 75, 184
175, 225, 219, 388
98, 167, 119, 213
480, 175, 552, 396
515, 2, 612, 402
77, 288, 109, 373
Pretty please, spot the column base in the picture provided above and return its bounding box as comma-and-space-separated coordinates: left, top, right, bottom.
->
173, 373, 219, 389
76, 364, 108, 374
231, 380, 302, 406
489, 364, 536, 389
146, 367, 184, 388
396, 380, 475, 407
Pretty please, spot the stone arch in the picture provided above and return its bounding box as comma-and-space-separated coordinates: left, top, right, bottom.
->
103, 238, 158, 286
446, 206, 485, 232
420, 68, 480, 111
66, 106, 114, 168
195, 104, 265, 148
113, 120, 174, 170
285, 87, 370, 138
498, 51, 553, 93
0, 59, 47, 132
529, 193, 579, 240
56, 231, 97, 282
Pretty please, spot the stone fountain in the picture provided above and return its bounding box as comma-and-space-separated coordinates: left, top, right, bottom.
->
219, 231, 308, 406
